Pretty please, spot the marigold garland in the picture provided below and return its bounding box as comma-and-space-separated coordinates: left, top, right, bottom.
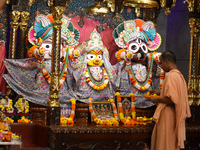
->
136, 116, 153, 125
85, 67, 109, 90
60, 99, 76, 125
88, 98, 119, 126
127, 53, 154, 91
160, 70, 165, 89
17, 116, 31, 123
42, 47, 69, 86
0, 103, 4, 111
5, 99, 13, 112
5, 117, 14, 123
28, 45, 38, 58
17, 98, 29, 113
115, 92, 136, 125
116, 48, 126, 62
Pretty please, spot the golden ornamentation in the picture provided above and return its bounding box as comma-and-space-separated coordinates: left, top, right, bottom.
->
188, 17, 200, 106
123, 0, 159, 8
104, 0, 115, 12
48, 6, 65, 107
6, 0, 10, 4
47, 0, 54, 7
49, 73, 60, 107
20, 12, 30, 30
186, 0, 195, 12
29, 0, 35, 6
9, 10, 20, 59
135, 7, 140, 17
87, 1, 110, 14
19, 11, 30, 58
159, 0, 177, 15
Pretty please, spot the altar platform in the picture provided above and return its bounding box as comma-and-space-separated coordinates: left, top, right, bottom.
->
3, 121, 198, 150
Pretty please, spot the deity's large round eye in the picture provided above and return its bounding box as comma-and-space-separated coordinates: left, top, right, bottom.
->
41, 43, 52, 51
128, 42, 139, 53
97, 55, 102, 60
140, 43, 148, 54
87, 54, 96, 60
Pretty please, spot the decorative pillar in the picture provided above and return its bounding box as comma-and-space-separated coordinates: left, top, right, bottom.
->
19, 11, 30, 58
187, 0, 200, 106
8, 10, 20, 59
47, 0, 67, 126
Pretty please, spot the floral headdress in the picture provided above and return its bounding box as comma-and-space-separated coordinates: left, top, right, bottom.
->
28, 14, 80, 47
113, 19, 161, 51
85, 29, 109, 60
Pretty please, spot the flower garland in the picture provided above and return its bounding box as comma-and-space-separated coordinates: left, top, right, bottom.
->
85, 67, 109, 90
17, 98, 29, 113
18, 116, 31, 123
60, 99, 76, 125
116, 48, 126, 62
88, 98, 119, 126
160, 70, 165, 89
136, 116, 153, 125
108, 99, 119, 121
5, 99, 13, 112
42, 47, 69, 87
5, 117, 14, 123
153, 52, 165, 90
0, 103, 4, 111
127, 53, 154, 91
115, 92, 136, 125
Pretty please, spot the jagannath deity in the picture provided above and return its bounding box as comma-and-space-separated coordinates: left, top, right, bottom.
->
113, 19, 163, 108
75, 29, 117, 102
3, 14, 80, 105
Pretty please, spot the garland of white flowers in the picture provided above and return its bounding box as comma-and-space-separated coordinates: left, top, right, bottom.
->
5, 99, 13, 112
127, 53, 154, 91
17, 98, 29, 113
85, 67, 109, 90
0, 103, 4, 111
42, 47, 69, 86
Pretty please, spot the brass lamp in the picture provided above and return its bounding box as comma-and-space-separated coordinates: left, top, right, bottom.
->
123, 0, 159, 17
123, 0, 159, 8
87, 0, 110, 14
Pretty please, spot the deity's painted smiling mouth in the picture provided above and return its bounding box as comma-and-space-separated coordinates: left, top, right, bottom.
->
134, 54, 146, 62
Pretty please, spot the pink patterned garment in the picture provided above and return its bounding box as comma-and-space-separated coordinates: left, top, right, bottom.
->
0, 40, 6, 93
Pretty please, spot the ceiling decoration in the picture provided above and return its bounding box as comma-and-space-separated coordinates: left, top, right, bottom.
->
159, 0, 176, 15
86, 0, 110, 14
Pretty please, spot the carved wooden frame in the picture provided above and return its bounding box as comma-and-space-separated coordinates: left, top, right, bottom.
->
90, 101, 114, 121
115, 95, 132, 119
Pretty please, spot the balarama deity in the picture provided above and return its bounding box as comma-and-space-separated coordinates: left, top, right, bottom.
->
113, 19, 162, 108
3, 14, 80, 105
74, 29, 117, 103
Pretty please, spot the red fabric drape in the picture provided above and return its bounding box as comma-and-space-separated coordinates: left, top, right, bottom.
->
70, 16, 119, 65
0, 40, 6, 94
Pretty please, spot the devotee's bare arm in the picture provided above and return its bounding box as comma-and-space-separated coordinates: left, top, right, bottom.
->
149, 90, 160, 95
150, 96, 173, 105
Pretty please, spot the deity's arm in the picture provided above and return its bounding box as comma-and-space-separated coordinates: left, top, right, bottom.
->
28, 45, 44, 59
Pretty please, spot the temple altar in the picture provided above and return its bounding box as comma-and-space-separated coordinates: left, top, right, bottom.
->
0, 0, 199, 150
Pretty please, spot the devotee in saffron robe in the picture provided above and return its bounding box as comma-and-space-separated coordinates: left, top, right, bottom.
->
150, 51, 191, 150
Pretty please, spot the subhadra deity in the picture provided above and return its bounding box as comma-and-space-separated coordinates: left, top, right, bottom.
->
113, 19, 163, 108
3, 14, 80, 105
75, 29, 117, 103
